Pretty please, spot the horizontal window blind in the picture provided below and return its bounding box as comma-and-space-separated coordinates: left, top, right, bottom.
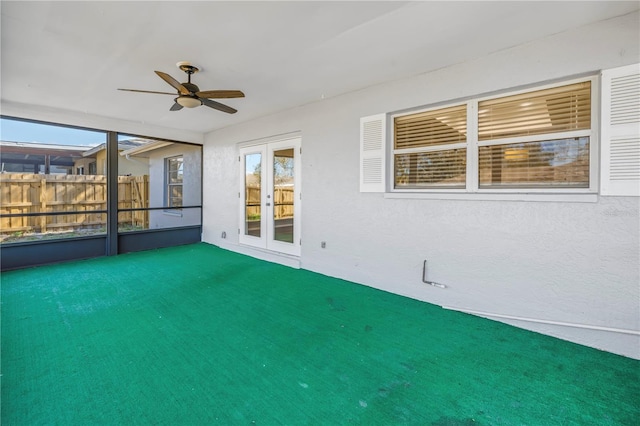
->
478, 137, 589, 188
478, 82, 591, 141
390, 76, 596, 193
395, 149, 466, 188
395, 104, 467, 149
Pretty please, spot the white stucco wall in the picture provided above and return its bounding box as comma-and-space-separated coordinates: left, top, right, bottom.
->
148, 143, 202, 229
202, 12, 640, 358
118, 154, 149, 177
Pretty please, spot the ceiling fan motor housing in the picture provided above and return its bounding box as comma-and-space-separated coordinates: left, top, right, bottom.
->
182, 82, 200, 93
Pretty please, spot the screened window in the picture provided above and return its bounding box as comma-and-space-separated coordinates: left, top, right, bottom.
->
0, 117, 107, 244
166, 156, 183, 208
392, 79, 594, 192
118, 137, 201, 232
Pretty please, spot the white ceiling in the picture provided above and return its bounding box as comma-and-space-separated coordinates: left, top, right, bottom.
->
1, 1, 638, 135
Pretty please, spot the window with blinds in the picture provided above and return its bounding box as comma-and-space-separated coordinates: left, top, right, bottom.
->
393, 104, 467, 188
478, 82, 591, 140
478, 81, 591, 189
390, 78, 594, 192
479, 137, 590, 188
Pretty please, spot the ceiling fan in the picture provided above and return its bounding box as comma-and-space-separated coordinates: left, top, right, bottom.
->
118, 61, 244, 114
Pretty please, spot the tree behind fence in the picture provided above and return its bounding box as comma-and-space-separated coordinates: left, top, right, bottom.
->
0, 174, 149, 234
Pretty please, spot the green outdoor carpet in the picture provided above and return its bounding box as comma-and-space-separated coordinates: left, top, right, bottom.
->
1, 243, 639, 425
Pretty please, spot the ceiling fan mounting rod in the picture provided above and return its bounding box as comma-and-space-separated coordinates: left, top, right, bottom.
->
178, 64, 198, 85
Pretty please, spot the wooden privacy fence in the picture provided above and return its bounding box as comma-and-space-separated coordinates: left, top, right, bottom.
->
0, 174, 149, 234
245, 186, 294, 220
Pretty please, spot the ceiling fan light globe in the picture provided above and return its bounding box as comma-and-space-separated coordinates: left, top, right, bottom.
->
176, 96, 201, 108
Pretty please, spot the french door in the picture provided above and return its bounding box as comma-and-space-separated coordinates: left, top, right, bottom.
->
239, 137, 301, 256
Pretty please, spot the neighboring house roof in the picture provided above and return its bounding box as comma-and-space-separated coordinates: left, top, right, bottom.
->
0, 140, 91, 168
0, 139, 156, 168
0, 140, 91, 152
82, 138, 150, 157
119, 140, 173, 158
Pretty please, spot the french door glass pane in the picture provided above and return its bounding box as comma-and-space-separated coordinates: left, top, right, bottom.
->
245, 153, 262, 237
273, 148, 294, 243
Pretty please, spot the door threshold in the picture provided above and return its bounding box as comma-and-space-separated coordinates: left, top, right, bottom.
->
216, 240, 301, 269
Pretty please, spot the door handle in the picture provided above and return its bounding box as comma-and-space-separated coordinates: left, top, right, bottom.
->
266, 203, 271, 206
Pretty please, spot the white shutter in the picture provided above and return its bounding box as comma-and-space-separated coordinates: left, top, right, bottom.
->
360, 114, 386, 192
601, 63, 640, 196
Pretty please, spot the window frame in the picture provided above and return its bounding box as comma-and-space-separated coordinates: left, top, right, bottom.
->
389, 75, 599, 197
393, 102, 469, 190
165, 155, 184, 209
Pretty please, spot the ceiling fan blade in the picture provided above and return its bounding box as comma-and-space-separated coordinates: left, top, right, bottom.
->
196, 90, 245, 99
155, 71, 189, 95
118, 88, 176, 95
170, 102, 183, 111
201, 98, 237, 114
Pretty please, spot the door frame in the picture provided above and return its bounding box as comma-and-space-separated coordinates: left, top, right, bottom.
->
239, 136, 301, 256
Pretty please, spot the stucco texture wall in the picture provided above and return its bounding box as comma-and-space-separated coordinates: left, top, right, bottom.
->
148, 143, 202, 229
202, 12, 640, 358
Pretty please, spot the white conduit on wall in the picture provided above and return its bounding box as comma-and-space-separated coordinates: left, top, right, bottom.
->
442, 306, 640, 336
